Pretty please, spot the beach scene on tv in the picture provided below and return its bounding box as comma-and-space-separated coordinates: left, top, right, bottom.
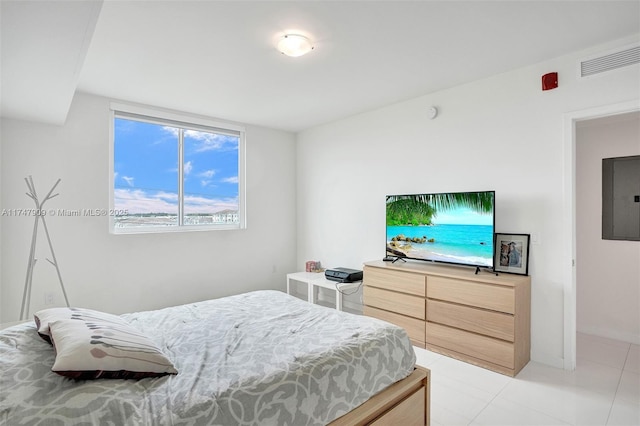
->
386, 192, 495, 267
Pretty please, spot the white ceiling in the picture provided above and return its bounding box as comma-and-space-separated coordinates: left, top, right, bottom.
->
1, 0, 102, 124
2, 1, 640, 132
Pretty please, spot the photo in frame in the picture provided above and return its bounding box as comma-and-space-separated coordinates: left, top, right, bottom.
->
493, 233, 530, 275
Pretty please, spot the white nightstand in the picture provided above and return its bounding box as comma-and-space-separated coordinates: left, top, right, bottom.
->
286, 271, 361, 311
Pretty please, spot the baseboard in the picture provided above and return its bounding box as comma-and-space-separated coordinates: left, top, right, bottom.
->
577, 326, 640, 345
530, 352, 565, 370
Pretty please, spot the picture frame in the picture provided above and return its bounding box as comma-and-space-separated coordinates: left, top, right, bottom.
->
493, 233, 530, 275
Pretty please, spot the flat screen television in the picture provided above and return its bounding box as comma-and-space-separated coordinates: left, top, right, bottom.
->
386, 190, 495, 269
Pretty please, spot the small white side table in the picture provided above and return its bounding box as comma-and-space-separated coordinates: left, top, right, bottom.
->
286, 271, 361, 311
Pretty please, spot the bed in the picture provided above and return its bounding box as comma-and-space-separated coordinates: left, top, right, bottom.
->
0, 290, 429, 425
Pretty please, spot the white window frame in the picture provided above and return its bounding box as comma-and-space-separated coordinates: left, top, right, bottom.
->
109, 102, 246, 234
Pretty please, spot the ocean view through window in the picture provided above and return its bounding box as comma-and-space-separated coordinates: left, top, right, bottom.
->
110, 105, 245, 233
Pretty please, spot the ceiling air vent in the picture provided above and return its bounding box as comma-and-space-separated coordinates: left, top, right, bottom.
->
580, 45, 640, 78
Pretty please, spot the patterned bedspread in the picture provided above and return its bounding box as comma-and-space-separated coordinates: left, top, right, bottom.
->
0, 290, 416, 425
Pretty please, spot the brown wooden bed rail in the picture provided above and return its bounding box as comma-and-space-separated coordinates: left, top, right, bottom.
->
330, 366, 430, 426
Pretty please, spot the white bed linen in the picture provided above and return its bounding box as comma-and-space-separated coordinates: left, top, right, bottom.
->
0, 290, 416, 425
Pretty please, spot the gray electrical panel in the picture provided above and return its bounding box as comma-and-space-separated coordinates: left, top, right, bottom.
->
602, 155, 640, 241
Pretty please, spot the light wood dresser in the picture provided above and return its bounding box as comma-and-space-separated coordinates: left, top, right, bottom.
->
363, 260, 531, 376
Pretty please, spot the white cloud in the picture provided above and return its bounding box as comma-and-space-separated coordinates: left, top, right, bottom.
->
184, 161, 193, 175
161, 126, 238, 152
122, 176, 135, 187
186, 130, 237, 153
221, 176, 238, 184
162, 126, 179, 137
199, 169, 216, 178
114, 188, 237, 214
155, 191, 179, 201
184, 194, 238, 213
114, 189, 177, 214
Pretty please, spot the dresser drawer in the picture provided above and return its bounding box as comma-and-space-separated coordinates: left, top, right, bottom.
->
427, 276, 514, 314
364, 305, 426, 346
364, 266, 426, 296
427, 299, 514, 342
364, 286, 425, 320
426, 322, 514, 369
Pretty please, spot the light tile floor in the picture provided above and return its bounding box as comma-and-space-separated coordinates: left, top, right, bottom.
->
415, 333, 639, 425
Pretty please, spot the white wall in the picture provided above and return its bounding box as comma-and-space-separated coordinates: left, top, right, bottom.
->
576, 114, 640, 344
0, 118, 2, 317
0, 92, 297, 322
296, 36, 640, 367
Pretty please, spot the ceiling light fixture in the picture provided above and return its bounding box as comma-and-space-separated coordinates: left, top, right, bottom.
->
278, 34, 314, 57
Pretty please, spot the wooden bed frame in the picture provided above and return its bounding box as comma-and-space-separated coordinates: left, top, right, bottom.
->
330, 366, 430, 426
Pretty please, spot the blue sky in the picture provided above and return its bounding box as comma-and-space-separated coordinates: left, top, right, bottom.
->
431, 206, 493, 226
114, 118, 239, 214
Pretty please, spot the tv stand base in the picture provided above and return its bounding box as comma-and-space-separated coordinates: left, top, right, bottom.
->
383, 256, 406, 263
475, 266, 499, 276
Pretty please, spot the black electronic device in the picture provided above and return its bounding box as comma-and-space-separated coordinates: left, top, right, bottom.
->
325, 267, 363, 283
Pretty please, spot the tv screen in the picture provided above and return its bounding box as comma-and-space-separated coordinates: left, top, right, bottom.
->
386, 191, 495, 268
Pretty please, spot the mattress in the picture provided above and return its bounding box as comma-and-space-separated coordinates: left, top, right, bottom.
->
0, 290, 416, 425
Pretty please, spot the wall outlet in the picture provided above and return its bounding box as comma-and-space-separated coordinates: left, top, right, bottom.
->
531, 232, 541, 245
44, 292, 54, 305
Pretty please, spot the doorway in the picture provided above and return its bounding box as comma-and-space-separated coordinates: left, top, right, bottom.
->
564, 101, 640, 370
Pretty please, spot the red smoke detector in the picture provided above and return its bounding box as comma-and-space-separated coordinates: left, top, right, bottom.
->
542, 72, 558, 91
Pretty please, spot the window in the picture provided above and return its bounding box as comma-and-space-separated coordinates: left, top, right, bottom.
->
110, 104, 245, 233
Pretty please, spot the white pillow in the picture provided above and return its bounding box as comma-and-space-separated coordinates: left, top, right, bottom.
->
49, 318, 178, 380
34, 307, 128, 343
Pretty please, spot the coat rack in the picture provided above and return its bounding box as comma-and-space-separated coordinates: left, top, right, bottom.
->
20, 176, 70, 320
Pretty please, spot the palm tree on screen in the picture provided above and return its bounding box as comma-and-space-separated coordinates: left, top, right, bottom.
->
386, 192, 493, 226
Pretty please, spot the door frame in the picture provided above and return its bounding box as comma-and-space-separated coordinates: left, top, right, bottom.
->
562, 100, 640, 370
